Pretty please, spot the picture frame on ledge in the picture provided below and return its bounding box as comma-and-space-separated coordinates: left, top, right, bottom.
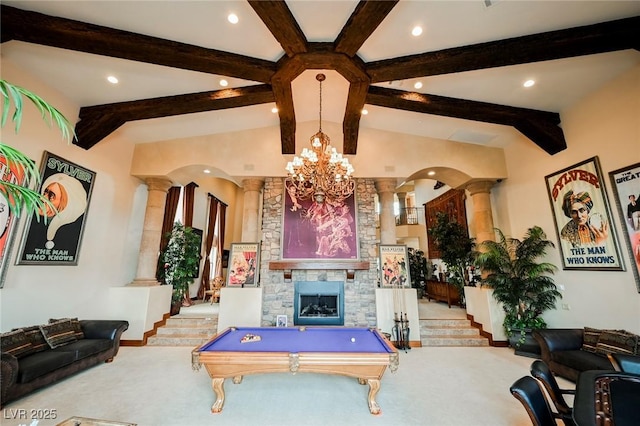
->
226, 242, 260, 287
544, 156, 624, 271
379, 244, 411, 288
608, 162, 640, 292
276, 315, 288, 327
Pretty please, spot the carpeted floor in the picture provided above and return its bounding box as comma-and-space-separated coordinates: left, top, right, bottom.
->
2, 300, 573, 426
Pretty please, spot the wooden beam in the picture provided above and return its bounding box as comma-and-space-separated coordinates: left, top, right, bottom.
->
74, 85, 274, 149
343, 81, 369, 155
366, 16, 640, 83
0, 5, 276, 83
248, 0, 307, 57
366, 86, 566, 155
334, 0, 399, 57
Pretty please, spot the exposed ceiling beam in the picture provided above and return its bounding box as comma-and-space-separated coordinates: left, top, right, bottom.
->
75, 85, 274, 149
0, 5, 276, 83
366, 16, 640, 82
248, 0, 308, 57
334, 0, 399, 57
366, 86, 566, 155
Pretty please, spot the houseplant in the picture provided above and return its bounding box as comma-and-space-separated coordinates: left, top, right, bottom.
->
160, 222, 202, 315
475, 226, 561, 356
1, 80, 73, 216
407, 247, 428, 298
428, 211, 476, 305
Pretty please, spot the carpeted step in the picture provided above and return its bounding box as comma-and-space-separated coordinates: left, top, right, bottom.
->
419, 318, 489, 347
147, 316, 218, 346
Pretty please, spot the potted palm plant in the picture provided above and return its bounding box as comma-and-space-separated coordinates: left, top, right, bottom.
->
407, 247, 428, 298
475, 226, 562, 357
160, 222, 202, 315
428, 211, 476, 305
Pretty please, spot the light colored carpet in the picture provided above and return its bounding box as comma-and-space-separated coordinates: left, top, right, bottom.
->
3, 300, 573, 426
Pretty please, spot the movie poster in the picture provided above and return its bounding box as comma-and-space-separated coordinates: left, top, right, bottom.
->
17, 151, 95, 265
545, 156, 623, 271
0, 153, 26, 286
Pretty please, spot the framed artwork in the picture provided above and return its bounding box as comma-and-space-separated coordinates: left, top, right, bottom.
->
608, 162, 640, 292
545, 156, 623, 271
276, 314, 288, 327
281, 190, 358, 260
226, 242, 260, 287
0, 152, 27, 287
379, 244, 410, 288
17, 151, 96, 266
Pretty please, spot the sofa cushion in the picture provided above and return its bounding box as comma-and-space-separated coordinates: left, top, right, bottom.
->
595, 330, 638, 356
1, 329, 33, 358
582, 327, 604, 353
39, 320, 78, 349
553, 350, 613, 372
22, 326, 50, 354
16, 350, 76, 383
52, 339, 112, 361
49, 318, 85, 340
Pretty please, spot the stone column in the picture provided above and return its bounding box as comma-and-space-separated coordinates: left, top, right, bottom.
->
375, 178, 397, 245
465, 180, 496, 245
129, 177, 173, 286
241, 178, 264, 242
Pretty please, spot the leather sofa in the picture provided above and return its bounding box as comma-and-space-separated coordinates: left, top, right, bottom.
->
534, 328, 639, 382
1, 319, 129, 407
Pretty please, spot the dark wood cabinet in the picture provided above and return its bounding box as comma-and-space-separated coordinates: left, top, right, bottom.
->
425, 280, 461, 308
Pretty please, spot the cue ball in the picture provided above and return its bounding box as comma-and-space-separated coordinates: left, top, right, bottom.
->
351, 337, 356, 343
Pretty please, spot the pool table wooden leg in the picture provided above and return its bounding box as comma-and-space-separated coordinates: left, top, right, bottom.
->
367, 379, 381, 415
211, 377, 225, 413
232, 375, 243, 384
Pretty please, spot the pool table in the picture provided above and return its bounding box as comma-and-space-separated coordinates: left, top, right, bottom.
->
191, 326, 399, 415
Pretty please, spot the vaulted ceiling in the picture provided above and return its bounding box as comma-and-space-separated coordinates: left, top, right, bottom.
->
2, 1, 639, 157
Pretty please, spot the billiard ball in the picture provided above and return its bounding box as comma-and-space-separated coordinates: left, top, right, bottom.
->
350, 337, 356, 343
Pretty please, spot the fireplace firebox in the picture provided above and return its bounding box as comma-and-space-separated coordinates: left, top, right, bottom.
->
294, 281, 344, 326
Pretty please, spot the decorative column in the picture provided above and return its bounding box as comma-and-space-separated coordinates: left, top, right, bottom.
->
129, 177, 173, 286
375, 178, 397, 245
241, 178, 264, 243
465, 180, 496, 244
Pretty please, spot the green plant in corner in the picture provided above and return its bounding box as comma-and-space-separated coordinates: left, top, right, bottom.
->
1, 80, 74, 217
475, 226, 561, 348
407, 247, 428, 297
161, 222, 202, 308
428, 211, 476, 303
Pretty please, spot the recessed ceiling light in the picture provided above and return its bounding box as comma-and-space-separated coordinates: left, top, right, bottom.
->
228, 13, 238, 24
411, 26, 423, 37
427, 171, 436, 176
220, 79, 228, 87
203, 169, 211, 174
523, 79, 535, 88
414, 81, 423, 89
361, 109, 368, 115
271, 107, 278, 113
107, 75, 118, 84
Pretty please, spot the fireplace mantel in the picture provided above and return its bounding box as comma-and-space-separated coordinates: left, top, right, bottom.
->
269, 260, 370, 282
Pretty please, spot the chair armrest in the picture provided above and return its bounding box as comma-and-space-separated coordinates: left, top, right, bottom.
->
79, 320, 129, 340
534, 329, 584, 364
1, 352, 19, 404
608, 353, 640, 375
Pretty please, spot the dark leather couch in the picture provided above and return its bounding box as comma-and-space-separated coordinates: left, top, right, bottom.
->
534, 328, 639, 382
1, 319, 129, 407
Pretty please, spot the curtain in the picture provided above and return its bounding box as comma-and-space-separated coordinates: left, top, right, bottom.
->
197, 194, 219, 299
156, 186, 181, 281
215, 203, 227, 279
182, 182, 198, 227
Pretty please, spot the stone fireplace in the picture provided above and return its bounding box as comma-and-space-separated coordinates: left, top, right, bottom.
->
259, 178, 379, 327
294, 281, 344, 326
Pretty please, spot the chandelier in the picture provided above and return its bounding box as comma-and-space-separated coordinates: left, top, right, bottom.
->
285, 73, 355, 204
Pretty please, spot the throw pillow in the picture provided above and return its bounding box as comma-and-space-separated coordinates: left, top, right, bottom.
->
21, 325, 50, 353
39, 319, 78, 349
49, 317, 85, 340
1, 329, 33, 358
582, 327, 603, 353
595, 330, 639, 356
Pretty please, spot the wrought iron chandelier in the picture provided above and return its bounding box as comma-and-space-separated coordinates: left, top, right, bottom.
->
285, 73, 355, 204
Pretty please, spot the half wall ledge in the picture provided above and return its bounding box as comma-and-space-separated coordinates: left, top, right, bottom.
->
268, 260, 370, 282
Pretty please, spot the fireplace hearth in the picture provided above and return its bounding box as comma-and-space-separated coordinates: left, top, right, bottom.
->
294, 281, 344, 326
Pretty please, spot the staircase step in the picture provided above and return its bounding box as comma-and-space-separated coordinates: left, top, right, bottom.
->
156, 326, 215, 336
166, 317, 217, 326
420, 326, 480, 336
147, 334, 213, 347
421, 335, 489, 346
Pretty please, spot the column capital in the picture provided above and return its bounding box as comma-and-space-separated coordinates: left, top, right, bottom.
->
465, 180, 496, 196
242, 178, 265, 192
374, 178, 397, 194
145, 177, 173, 192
